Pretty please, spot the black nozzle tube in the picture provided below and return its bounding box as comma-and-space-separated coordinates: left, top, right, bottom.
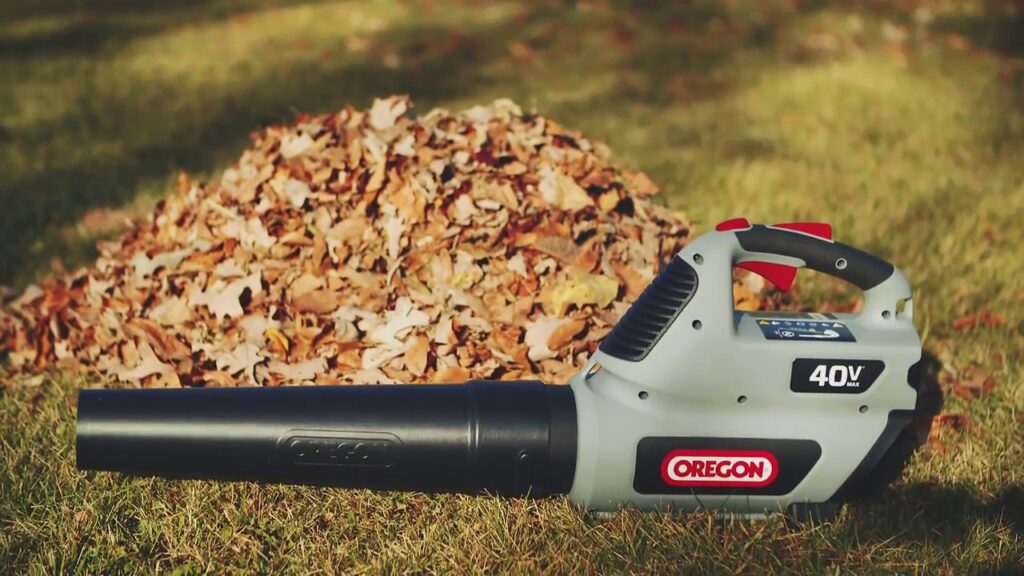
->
76, 380, 577, 496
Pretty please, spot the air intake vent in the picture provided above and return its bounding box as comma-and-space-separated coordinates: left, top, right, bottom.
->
599, 257, 698, 362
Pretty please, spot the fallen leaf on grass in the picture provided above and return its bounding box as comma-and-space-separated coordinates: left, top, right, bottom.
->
73, 509, 91, 528
949, 366, 997, 401
924, 412, 974, 455
933, 413, 973, 429
952, 309, 1007, 330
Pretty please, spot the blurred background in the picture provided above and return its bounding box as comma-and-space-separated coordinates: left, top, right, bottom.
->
1, 0, 1022, 290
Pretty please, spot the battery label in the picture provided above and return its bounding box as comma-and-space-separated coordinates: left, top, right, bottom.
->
753, 318, 856, 342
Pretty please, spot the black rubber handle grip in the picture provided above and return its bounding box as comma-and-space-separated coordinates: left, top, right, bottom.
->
735, 225, 894, 290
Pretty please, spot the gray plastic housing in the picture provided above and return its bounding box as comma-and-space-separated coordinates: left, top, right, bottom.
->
567, 225, 920, 514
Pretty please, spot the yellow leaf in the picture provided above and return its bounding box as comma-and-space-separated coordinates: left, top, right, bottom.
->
597, 190, 620, 212
549, 269, 620, 316
450, 270, 480, 289
265, 327, 291, 355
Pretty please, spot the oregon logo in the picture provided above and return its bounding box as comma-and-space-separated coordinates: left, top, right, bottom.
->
660, 449, 779, 488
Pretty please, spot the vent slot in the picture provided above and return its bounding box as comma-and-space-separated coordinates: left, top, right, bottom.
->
599, 257, 697, 362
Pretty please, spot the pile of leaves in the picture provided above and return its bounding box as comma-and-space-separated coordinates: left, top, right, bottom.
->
0, 96, 766, 387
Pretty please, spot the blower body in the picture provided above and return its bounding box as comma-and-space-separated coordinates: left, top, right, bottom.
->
77, 220, 922, 518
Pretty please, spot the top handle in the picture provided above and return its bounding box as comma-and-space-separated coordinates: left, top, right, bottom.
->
597, 219, 913, 363
733, 225, 893, 291
712, 220, 913, 324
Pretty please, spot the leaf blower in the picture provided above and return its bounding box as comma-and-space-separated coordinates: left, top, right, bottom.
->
76, 220, 923, 520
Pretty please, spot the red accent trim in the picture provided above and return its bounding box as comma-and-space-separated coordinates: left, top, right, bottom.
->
773, 222, 832, 240
738, 261, 798, 291
660, 449, 780, 488
715, 217, 751, 232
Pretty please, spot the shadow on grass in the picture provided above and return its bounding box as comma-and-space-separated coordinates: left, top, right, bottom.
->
930, 2, 1024, 59
0, 0, 811, 286
0, 14, 510, 284
849, 483, 1024, 573
0, 0, 336, 58
845, 349, 1020, 572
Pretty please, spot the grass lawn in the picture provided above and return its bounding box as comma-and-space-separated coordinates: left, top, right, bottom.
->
2, 0, 1023, 573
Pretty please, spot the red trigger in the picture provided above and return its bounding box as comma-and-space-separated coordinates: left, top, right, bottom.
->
717, 220, 832, 291
738, 261, 798, 291
715, 217, 751, 231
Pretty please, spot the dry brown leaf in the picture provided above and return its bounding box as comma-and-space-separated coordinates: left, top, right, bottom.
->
733, 284, 761, 312
148, 296, 191, 326
202, 370, 239, 387
404, 335, 429, 377
289, 273, 324, 299
525, 316, 566, 361
370, 298, 429, 347
432, 365, 471, 383
112, 342, 173, 382
547, 319, 586, 350
950, 366, 997, 401
539, 165, 591, 211
189, 272, 262, 319
125, 318, 190, 361
293, 290, 343, 314
535, 236, 579, 264
268, 357, 326, 382
952, 309, 1007, 330
611, 262, 650, 300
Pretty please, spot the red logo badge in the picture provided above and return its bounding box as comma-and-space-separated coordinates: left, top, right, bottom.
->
660, 449, 779, 488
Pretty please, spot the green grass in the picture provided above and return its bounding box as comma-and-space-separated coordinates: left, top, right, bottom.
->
2, 0, 1024, 573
